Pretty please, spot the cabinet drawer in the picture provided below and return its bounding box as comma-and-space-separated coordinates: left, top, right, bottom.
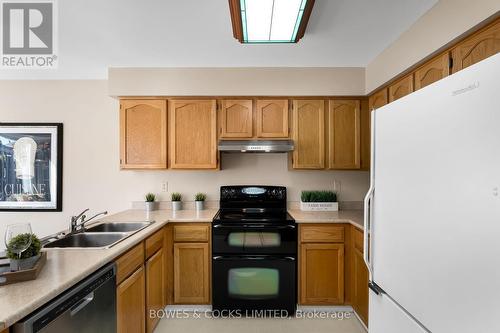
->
174, 225, 210, 242
116, 242, 145, 284
145, 228, 164, 259
353, 227, 364, 253
300, 225, 344, 243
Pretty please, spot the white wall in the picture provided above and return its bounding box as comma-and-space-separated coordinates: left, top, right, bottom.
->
0, 80, 369, 249
366, 0, 500, 92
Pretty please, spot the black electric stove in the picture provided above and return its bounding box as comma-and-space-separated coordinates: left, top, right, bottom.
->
212, 186, 297, 316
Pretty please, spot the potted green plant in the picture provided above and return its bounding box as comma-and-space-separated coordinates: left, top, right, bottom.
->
7, 233, 41, 271
194, 193, 206, 211
171, 192, 182, 211
145, 193, 156, 212
300, 190, 338, 211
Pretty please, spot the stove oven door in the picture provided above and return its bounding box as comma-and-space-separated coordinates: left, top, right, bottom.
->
212, 255, 296, 315
212, 224, 297, 255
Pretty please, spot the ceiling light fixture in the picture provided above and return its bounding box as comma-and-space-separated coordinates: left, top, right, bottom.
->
229, 0, 315, 43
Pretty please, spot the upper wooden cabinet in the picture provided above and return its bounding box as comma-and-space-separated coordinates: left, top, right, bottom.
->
414, 53, 450, 90
368, 89, 388, 111
292, 100, 325, 169
256, 99, 289, 138
388, 74, 414, 102
328, 100, 361, 170
169, 100, 218, 169
220, 100, 253, 138
120, 100, 167, 169
451, 18, 500, 73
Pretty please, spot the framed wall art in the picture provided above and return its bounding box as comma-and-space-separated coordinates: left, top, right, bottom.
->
0, 123, 63, 211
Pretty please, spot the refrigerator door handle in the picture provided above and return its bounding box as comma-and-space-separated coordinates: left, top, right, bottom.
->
363, 185, 374, 278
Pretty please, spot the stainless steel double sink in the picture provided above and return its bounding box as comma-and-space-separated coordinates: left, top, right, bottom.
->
43, 222, 153, 249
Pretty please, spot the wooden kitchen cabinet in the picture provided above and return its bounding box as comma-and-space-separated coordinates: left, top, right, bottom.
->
368, 89, 388, 111
291, 100, 325, 169
220, 99, 253, 138
256, 99, 289, 138
173, 242, 210, 304
169, 99, 218, 169
117, 266, 146, 333
120, 99, 167, 169
388, 74, 414, 102
351, 226, 368, 326
414, 53, 450, 90
300, 242, 345, 304
451, 18, 500, 73
328, 100, 361, 170
362, 89, 388, 171
146, 249, 165, 333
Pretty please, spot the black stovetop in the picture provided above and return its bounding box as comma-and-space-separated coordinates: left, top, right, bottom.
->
213, 208, 295, 224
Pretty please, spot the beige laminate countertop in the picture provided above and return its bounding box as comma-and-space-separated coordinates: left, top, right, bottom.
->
0, 209, 217, 330
288, 209, 364, 230
0, 208, 363, 329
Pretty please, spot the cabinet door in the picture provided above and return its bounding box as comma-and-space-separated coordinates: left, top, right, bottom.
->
451, 18, 500, 73
362, 89, 388, 171
256, 99, 289, 138
388, 74, 414, 102
292, 100, 325, 169
120, 100, 167, 169
328, 100, 360, 170
299, 243, 344, 304
414, 53, 450, 90
169, 100, 217, 169
146, 249, 165, 333
117, 266, 146, 333
353, 248, 369, 326
220, 100, 253, 138
174, 243, 210, 304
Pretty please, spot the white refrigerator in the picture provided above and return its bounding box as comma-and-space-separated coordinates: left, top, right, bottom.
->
364, 53, 500, 333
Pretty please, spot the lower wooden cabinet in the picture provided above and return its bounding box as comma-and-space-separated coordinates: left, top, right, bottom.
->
146, 248, 165, 333
173, 242, 210, 304
117, 266, 146, 333
299, 242, 345, 305
353, 247, 369, 326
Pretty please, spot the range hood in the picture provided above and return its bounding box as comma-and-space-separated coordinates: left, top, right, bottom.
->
218, 140, 294, 153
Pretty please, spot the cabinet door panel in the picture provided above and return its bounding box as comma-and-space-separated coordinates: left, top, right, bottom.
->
353, 248, 369, 326
117, 266, 146, 333
388, 74, 414, 102
452, 18, 500, 73
363, 89, 388, 171
368, 89, 388, 111
220, 100, 253, 138
256, 99, 289, 138
174, 243, 210, 304
328, 100, 360, 169
414, 53, 450, 90
146, 249, 165, 333
292, 100, 325, 169
120, 100, 167, 169
299, 243, 344, 304
169, 100, 217, 169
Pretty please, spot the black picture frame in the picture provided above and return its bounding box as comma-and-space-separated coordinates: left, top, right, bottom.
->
0, 123, 63, 211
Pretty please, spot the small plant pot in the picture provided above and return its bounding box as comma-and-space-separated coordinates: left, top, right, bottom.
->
172, 201, 182, 211
195, 201, 204, 211
300, 202, 339, 211
145, 202, 155, 212
10, 253, 41, 271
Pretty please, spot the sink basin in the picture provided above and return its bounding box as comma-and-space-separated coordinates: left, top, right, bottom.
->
87, 222, 152, 233
44, 232, 128, 249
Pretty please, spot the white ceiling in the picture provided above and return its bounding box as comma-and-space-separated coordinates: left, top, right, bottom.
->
0, 0, 438, 79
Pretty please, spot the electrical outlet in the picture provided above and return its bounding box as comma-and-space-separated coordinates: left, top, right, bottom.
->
161, 181, 168, 192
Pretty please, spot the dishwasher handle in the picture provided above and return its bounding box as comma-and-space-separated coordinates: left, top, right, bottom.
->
70, 291, 95, 316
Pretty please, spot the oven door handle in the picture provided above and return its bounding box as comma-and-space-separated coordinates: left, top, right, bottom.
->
212, 224, 296, 229
213, 255, 296, 261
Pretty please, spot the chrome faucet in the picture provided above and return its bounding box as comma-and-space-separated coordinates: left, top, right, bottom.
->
70, 209, 108, 233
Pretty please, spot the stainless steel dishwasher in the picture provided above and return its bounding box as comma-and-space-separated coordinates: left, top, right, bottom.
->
14, 263, 116, 333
